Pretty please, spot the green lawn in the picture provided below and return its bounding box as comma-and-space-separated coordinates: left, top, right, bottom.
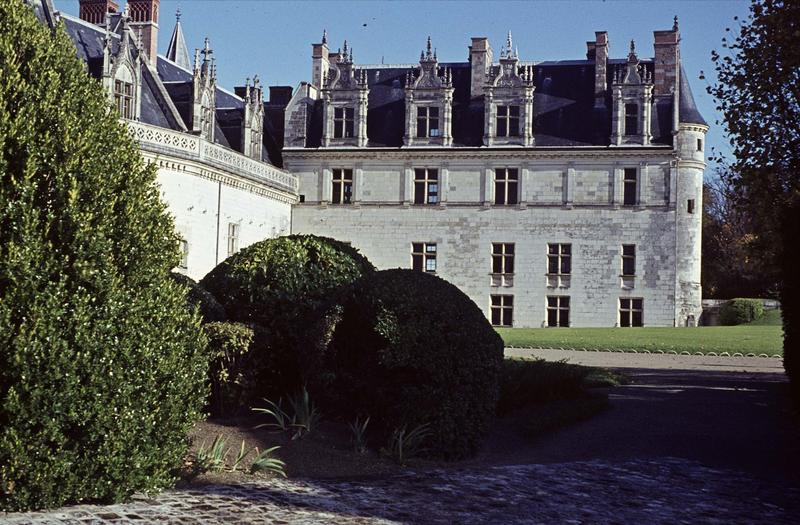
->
497, 325, 784, 357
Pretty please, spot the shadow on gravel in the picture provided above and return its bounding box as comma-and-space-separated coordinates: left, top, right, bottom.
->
525, 367, 800, 482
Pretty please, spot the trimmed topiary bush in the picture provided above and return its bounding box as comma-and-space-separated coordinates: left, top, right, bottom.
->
205, 322, 255, 417
306, 269, 504, 460
719, 298, 765, 325
171, 272, 226, 323
200, 235, 374, 398
0, 1, 208, 511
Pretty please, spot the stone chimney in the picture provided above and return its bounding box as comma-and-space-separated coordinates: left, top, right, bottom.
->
593, 31, 609, 108
586, 41, 596, 60
78, 0, 118, 25
653, 16, 680, 95
312, 29, 330, 89
128, 0, 160, 66
469, 37, 493, 98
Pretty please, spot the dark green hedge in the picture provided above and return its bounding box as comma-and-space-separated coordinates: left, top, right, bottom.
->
200, 235, 374, 399
306, 269, 504, 460
0, 1, 207, 511
719, 298, 765, 325
170, 272, 226, 323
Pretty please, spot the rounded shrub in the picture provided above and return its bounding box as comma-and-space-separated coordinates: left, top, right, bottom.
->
171, 272, 226, 323
0, 2, 207, 511
200, 235, 374, 398
719, 298, 765, 325
307, 269, 504, 460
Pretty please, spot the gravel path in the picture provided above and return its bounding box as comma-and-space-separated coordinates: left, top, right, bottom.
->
3, 350, 799, 524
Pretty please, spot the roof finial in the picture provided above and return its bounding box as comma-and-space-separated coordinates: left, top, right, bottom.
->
629, 39, 636, 57
673, 15, 679, 31
426, 36, 433, 59
176, 7, 181, 22
322, 29, 327, 45
506, 31, 514, 58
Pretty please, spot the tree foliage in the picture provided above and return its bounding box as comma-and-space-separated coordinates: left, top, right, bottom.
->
0, 1, 207, 510
708, 0, 800, 402
701, 175, 778, 299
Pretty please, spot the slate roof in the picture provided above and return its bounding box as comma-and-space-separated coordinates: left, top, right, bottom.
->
296, 56, 704, 149
56, 9, 277, 163
679, 66, 708, 126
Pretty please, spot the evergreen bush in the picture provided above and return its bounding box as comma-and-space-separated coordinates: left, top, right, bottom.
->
205, 322, 255, 417
307, 269, 504, 460
0, 1, 207, 511
200, 235, 374, 398
719, 298, 765, 325
171, 272, 226, 323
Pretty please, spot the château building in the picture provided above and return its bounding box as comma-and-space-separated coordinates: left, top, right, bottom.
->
29, 0, 708, 328
28, 0, 299, 281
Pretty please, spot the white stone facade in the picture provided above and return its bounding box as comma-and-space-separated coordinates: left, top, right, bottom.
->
287, 148, 703, 327
130, 121, 296, 280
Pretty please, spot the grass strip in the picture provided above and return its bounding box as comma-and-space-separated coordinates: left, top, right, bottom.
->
497, 325, 784, 357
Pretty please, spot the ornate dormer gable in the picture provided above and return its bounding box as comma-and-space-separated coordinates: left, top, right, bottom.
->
191, 37, 217, 141
321, 40, 369, 147
403, 37, 454, 147
241, 76, 264, 160
483, 32, 535, 147
101, 8, 142, 121
610, 40, 654, 146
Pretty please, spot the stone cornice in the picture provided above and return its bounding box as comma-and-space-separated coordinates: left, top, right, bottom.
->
127, 121, 299, 195
283, 146, 675, 162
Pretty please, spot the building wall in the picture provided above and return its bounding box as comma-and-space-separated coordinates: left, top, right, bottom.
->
151, 158, 293, 281
286, 150, 685, 327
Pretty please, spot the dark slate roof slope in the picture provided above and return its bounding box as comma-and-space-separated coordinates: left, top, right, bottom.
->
679, 66, 707, 126
319, 57, 675, 148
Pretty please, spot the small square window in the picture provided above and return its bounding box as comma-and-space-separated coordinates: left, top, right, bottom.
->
412, 242, 437, 273
687, 199, 695, 214
619, 297, 643, 327
491, 294, 513, 327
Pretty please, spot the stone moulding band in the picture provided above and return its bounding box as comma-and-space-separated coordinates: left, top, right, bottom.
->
127, 121, 300, 195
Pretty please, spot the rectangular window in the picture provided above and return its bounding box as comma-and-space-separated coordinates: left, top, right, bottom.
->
227, 223, 240, 257
114, 80, 134, 119
494, 168, 519, 205
687, 199, 696, 214
331, 168, 353, 204
496, 105, 520, 137
333, 107, 355, 138
412, 242, 437, 273
178, 239, 188, 269
697, 138, 703, 151
547, 243, 571, 275
619, 298, 643, 327
492, 243, 515, 275
413, 168, 439, 205
491, 295, 514, 327
621, 244, 636, 276
624, 103, 638, 135
547, 296, 570, 327
416, 106, 440, 138
623, 168, 637, 206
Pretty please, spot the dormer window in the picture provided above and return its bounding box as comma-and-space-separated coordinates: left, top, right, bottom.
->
416, 106, 440, 138
334, 107, 355, 138
114, 79, 134, 119
403, 37, 453, 147
624, 103, 638, 135
497, 105, 520, 137
483, 32, 534, 147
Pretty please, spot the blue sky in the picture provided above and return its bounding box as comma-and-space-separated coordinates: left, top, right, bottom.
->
55, 0, 751, 168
